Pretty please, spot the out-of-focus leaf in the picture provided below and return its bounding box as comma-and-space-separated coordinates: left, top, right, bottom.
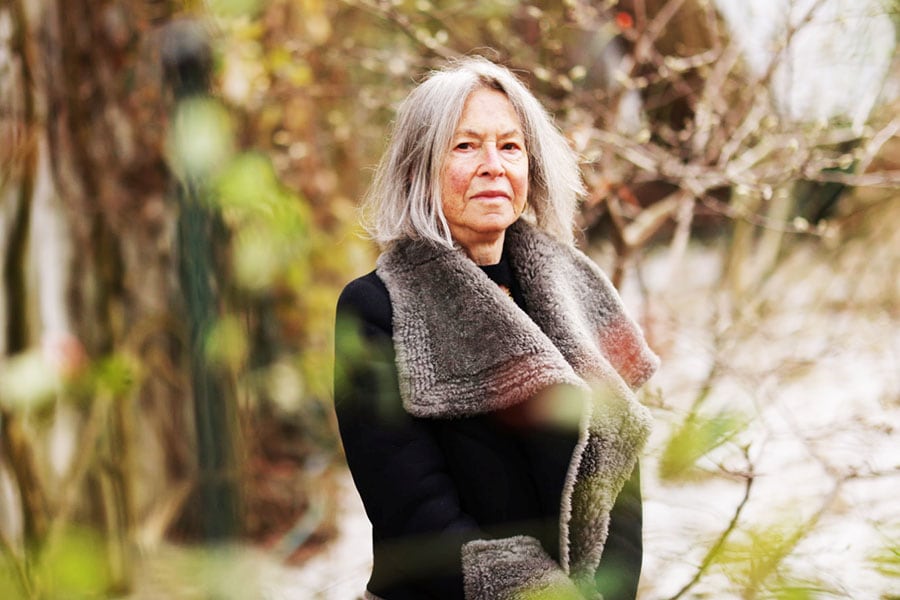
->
714, 520, 826, 597
208, 0, 262, 18
169, 97, 235, 179
205, 315, 249, 372
206, 315, 249, 372
265, 359, 306, 414
92, 354, 139, 397
37, 526, 111, 597
0, 560, 23, 599
233, 227, 282, 291
216, 152, 311, 292
216, 152, 310, 230
0, 350, 60, 411
658, 410, 746, 481
870, 538, 900, 579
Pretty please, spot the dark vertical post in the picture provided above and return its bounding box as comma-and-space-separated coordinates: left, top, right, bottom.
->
162, 20, 240, 541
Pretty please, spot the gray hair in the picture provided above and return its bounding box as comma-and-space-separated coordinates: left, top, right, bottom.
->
362, 56, 585, 248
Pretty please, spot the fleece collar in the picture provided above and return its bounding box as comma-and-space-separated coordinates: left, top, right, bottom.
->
376, 219, 658, 577
376, 220, 657, 417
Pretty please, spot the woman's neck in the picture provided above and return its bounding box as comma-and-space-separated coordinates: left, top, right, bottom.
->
458, 233, 504, 265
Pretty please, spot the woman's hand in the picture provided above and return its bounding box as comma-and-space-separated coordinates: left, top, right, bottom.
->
462, 535, 588, 600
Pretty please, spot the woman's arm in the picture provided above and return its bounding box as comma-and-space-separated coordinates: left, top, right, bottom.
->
594, 464, 642, 599
334, 275, 482, 597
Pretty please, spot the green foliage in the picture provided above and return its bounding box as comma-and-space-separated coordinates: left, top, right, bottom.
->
89, 354, 139, 398
0, 556, 25, 600
518, 588, 580, 600
207, 0, 263, 19
205, 315, 249, 372
168, 98, 235, 180
35, 527, 111, 599
658, 410, 746, 482
0, 526, 114, 600
215, 152, 311, 293
870, 534, 900, 580
0, 350, 136, 413
711, 519, 843, 599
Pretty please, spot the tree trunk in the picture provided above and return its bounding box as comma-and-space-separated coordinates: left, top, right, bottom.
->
0, 0, 242, 591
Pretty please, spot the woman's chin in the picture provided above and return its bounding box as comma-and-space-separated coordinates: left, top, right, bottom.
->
471, 211, 518, 232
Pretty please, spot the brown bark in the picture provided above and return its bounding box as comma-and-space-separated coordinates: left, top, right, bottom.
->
31, 0, 193, 493
1, 0, 194, 564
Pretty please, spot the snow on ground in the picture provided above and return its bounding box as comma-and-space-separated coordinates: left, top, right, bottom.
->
272, 234, 899, 599
632, 236, 899, 599
264, 472, 373, 599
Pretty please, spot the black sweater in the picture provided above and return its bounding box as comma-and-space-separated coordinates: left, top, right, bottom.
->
334, 255, 642, 599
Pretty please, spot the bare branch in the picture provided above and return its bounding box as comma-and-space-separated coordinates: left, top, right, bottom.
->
667, 451, 755, 600
717, 98, 769, 169
634, 0, 689, 63
856, 119, 900, 174
45, 390, 111, 551
691, 42, 743, 157
748, 0, 830, 99
802, 168, 900, 189
622, 191, 682, 247
699, 194, 816, 235
662, 192, 695, 288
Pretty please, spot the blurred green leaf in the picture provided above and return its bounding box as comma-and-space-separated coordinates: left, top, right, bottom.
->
870, 538, 900, 579
233, 227, 283, 291
714, 520, 821, 597
659, 410, 746, 481
216, 152, 310, 228
216, 152, 311, 292
0, 560, 25, 600
208, 0, 263, 18
169, 97, 235, 179
37, 526, 111, 598
92, 354, 139, 398
206, 315, 249, 372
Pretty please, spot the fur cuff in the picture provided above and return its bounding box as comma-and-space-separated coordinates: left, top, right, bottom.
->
461, 536, 587, 600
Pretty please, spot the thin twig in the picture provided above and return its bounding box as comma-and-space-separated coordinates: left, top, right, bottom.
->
667, 453, 755, 600
698, 194, 817, 235
803, 168, 900, 189
856, 119, 900, 174
45, 392, 110, 550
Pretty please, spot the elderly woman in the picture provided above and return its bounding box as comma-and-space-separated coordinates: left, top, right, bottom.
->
334, 57, 658, 600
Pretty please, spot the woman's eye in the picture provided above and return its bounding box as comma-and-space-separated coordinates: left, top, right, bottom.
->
455, 142, 472, 150
502, 142, 521, 151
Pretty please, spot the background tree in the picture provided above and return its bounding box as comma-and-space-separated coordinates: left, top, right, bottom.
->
0, 0, 244, 596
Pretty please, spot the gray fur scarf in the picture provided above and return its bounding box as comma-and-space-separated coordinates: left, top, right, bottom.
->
376, 219, 659, 599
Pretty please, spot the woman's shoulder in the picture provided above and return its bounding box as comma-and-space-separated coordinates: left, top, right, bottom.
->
337, 270, 393, 335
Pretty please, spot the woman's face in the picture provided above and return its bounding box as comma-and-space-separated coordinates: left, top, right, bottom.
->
439, 88, 529, 252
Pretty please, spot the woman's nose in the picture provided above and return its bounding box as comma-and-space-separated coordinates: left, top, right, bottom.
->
479, 145, 505, 176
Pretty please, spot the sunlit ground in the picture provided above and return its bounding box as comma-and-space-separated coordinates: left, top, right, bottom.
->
636, 213, 899, 598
